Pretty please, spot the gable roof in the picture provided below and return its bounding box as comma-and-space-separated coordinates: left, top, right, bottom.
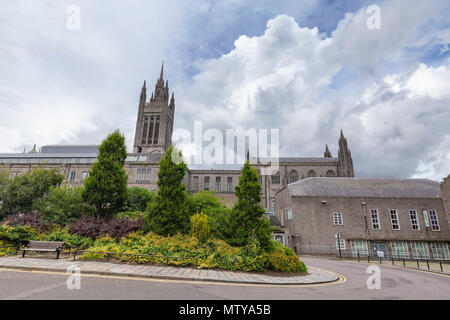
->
287, 177, 442, 199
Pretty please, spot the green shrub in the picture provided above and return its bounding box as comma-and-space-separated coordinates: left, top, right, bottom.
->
39, 186, 94, 225
44, 227, 94, 249
265, 251, 308, 273
0, 225, 33, 247
269, 239, 295, 256
123, 187, 155, 212
116, 211, 144, 220
192, 191, 230, 235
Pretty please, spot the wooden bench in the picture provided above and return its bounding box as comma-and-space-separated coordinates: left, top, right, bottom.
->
20, 241, 65, 259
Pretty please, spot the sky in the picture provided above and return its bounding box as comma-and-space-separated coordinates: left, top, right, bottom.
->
0, 0, 449, 180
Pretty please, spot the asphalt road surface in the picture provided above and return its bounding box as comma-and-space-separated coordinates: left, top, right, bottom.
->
0, 257, 448, 300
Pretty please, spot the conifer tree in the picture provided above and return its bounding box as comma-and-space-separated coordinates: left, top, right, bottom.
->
144, 146, 193, 235
82, 130, 128, 217
219, 161, 273, 250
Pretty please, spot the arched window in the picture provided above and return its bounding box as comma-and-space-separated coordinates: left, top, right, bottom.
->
326, 170, 336, 177
289, 170, 298, 183
307, 170, 316, 178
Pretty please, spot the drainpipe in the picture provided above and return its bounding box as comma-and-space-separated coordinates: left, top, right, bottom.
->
362, 202, 369, 239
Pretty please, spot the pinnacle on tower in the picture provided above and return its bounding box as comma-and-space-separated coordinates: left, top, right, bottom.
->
324, 144, 332, 158
159, 61, 164, 81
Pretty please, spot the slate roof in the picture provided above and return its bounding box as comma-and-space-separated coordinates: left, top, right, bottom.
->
287, 177, 442, 199
41, 145, 99, 154
279, 157, 339, 163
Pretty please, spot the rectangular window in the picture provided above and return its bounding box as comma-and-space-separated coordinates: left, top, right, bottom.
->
351, 240, 369, 256
81, 171, 88, 182
136, 167, 151, 184
227, 177, 233, 193
431, 242, 450, 260
409, 210, 420, 230
287, 210, 293, 220
392, 241, 409, 258
370, 209, 380, 229
428, 210, 440, 231
336, 239, 346, 250
215, 177, 221, 192
70, 171, 76, 182
333, 213, 343, 225
411, 242, 430, 259
148, 116, 154, 144
193, 176, 199, 192
271, 175, 280, 184
204, 177, 210, 191
423, 210, 430, 227
390, 209, 400, 230
142, 116, 149, 144
274, 234, 284, 245
153, 116, 160, 145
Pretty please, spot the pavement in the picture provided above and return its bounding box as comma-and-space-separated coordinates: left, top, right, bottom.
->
0, 255, 339, 285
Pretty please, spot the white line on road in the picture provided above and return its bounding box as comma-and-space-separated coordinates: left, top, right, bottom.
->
1, 282, 67, 300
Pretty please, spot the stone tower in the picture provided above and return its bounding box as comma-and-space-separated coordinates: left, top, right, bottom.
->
441, 175, 450, 226
133, 63, 175, 154
337, 130, 355, 177
324, 144, 332, 158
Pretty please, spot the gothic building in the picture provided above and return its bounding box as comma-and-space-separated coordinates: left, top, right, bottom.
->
0, 64, 357, 211
133, 63, 174, 155
1, 64, 448, 256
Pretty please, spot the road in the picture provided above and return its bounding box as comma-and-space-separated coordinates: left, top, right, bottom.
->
0, 257, 448, 300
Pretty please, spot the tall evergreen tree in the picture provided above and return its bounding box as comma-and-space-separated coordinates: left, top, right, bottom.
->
82, 130, 128, 217
219, 161, 273, 250
144, 146, 193, 236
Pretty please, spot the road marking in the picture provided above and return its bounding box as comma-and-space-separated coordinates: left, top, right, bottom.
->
1, 282, 66, 300
309, 259, 450, 278
0, 267, 346, 288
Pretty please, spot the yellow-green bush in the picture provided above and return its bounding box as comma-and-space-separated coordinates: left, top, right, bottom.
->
78, 231, 307, 273
265, 251, 307, 273
190, 212, 210, 242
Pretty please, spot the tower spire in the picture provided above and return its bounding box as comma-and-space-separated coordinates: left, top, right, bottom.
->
324, 144, 332, 158
159, 61, 164, 81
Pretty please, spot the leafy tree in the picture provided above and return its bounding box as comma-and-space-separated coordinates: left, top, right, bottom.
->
219, 161, 273, 250
122, 187, 155, 212
82, 130, 128, 217
192, 190, 230, 235
0, 170, 8, 213
0, 168, 64, 219
144, 146, 193, 236
39, 186, 95, 225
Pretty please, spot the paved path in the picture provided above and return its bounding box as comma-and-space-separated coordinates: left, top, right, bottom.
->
0, 255, 338, 285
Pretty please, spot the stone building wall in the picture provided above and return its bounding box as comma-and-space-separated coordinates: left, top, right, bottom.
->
441, 175, 450, 226
275, 188, 450, 255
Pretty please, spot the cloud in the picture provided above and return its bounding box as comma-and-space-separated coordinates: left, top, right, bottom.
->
175, 1, 450, 180
1, 0, 449, 181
